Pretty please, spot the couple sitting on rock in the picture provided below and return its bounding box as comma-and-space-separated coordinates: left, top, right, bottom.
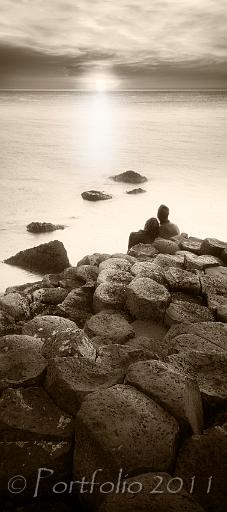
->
128, 204, 180, 250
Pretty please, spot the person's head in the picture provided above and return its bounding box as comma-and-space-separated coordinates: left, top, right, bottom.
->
157, 204, 169, 224
144, 217, 159, 241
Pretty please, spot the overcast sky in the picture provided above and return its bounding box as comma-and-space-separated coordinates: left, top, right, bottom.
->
0, 0, 227, 89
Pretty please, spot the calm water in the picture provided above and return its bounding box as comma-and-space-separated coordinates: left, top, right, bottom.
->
0, 90, 227, 291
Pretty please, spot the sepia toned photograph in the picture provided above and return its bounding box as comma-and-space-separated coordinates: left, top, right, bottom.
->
0, 1, 227, 511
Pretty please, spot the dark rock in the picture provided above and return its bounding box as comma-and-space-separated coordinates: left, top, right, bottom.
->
27, 222, 65, 233
56, 287, 93, 327
97, 268, 133, 286
201, 238, 227, 257
167, 351, 227, 410
126, 187, 146, 194
0, 292, 30, 321
126, 359, 203, 433
22, 315, 95, 360
81, 190, 112, 201
5, 240, 70, 274
171, 292, 204, 305
84, 311, 135, 343
165, 301, 214, 326
222, 248, 227, 264
0, 335, 47, 391
131, 261, 165, 284
217, 304, 227, 322
0, 309, 18, 337
74, 385, 179, 506
98, 472, 205, 512
128, 243, 158, 259
93, 283, 126, 313
184, 252, 221, 271
175, 426, 227, 512
126, 277, 171, 321
154, 253, 184, 269
36, 287, 69, 305
153, 238, 179, 255
99, 257, 132, 273
0, 387, 74, 441
77, 253, 111, 267
0, 439, 72, 498
163, 268, 201, 295
110, 170, 148, 184
164, 321, 227, 352
180, 236, 203, 254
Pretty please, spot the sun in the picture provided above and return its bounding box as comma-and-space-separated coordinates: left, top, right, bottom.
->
94, 77, 109, 92
81, 71, 120, 92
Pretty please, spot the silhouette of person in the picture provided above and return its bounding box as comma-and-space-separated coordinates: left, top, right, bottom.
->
157, 204, 180, 239
128, 217, 159, 250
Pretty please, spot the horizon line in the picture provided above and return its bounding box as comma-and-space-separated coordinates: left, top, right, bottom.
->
0, 88, 227, 93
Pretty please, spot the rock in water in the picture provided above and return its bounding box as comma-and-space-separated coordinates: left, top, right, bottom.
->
4, 240, 70, 273
126, 188, 146, 194
81, 190, 112, 201
111, 170, 148, 184
26, 222, 65, 233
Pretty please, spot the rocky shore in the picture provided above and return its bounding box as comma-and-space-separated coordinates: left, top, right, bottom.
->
1, 234, 227, 512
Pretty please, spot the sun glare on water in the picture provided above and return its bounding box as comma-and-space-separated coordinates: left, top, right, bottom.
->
82, 71, 120, 92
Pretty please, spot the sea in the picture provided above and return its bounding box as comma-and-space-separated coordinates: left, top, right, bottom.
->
0, 90, 227, 292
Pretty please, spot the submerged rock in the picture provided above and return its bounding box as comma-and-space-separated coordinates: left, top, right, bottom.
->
26, 222, 65, 233
5, 240, 70, 274
111, 170, 148, 184
81, 190, 112, 201
126, 187, 146, 194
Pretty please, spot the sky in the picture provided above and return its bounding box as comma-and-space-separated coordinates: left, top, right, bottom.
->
0, 0, 227, 89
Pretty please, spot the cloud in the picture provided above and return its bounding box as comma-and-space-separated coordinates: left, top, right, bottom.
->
0, 0, 226, 87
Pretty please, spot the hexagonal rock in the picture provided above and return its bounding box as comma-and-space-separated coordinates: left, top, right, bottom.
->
152, 238, 179, 255
98, 472, 206, 512
201, 238, 227, 257
125, 336, 159, 358
165, 333, 225, 357
97, 269, 132, 286
205, 264, 227, 281
154, 253, 184, 269
217, 305, 227, 322
171, 292, 204, 305
131, 261, 165, 284
84, 311, 135, 344
0, 335, 47, 391
93, 283, 126, 313
0, 292, 30, 321
222, 248, 227, 264
45, 354, 124, 415
165, 301, 214, 327
126, 278, 171, 321
175, 426, 227, 512
111, 253, 137, 264
23, 315, 96, 361
0, 309, 19, 337
164, 268, 201, 295
56, 287, 93, 327
180, 237, 203, 255
164, 321, 227, 351
128, 243, 158, 259
0, 387, 74, 441
77, 253, 111, 267
167, 351, 227, 410
99, 257, 132, 273
73, 385, 179, 498
75, 264, 99, 283
126, 360, 203, 434
40, 287, 69, 305
0, 440, 72, 498
206, 293, 227, 314
201, 275, 227, 297
184, 253, 221, 271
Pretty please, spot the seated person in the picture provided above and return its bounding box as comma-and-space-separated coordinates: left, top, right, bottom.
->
157, 204, 180, 239
128, 217, 159, 250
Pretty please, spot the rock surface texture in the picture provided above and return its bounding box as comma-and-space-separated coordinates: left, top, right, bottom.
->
1, 232, 227, 510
